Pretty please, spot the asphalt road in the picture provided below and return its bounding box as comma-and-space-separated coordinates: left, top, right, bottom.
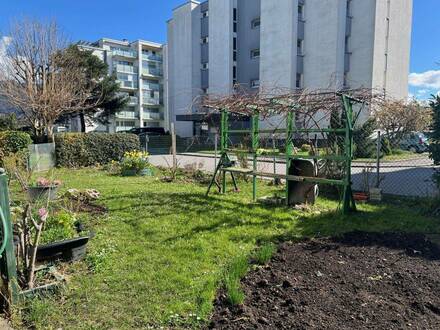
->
150, 153, 438, 198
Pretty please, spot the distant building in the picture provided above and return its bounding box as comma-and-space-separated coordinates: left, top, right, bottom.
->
166, 0, 413, 137
76, 38, 168, 133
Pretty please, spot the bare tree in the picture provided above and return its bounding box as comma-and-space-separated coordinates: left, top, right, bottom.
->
373, 99, 432, 146
0, 19, 102, 142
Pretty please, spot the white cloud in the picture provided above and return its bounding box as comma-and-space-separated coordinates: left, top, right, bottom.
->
409, 70, 440, 89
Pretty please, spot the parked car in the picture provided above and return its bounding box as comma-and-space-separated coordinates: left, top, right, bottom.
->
119, 127, 168, 136
399, 132, 429, 153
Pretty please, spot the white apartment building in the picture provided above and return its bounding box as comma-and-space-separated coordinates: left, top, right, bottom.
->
77, 38, 168, 133
166, 0, 413, 137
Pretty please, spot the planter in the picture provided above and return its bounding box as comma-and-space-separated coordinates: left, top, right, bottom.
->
18, 266, 65, 301
121, 169, 138, 177
27, 186, 59, 201
139, 168, 153, 176
36, 236, 90, 262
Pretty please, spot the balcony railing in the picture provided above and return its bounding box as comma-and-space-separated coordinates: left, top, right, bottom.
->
142, 83, 161, 91
112, 49, 137, 58
128, 96, 138, 105
142, 54, 163, 62
118, 80, 138, 89
141, 68, 163, 76
142, 97, 161, 105
115, 64, 138, 74
116, 111, 139, 119
143, 112, 164, 120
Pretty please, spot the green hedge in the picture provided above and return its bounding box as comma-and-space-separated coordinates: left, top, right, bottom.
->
0, 130, 32, 156
55, 133, 140, 167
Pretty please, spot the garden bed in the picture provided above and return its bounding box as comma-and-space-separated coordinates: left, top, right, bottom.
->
209, 232, 440, 329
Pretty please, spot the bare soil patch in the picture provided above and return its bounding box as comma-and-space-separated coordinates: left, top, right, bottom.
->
209, 232, 440, 329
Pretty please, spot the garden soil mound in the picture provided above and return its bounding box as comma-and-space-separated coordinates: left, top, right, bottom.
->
209, 232, 440, 329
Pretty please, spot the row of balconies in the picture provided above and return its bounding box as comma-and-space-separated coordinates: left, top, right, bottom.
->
111, 49, 163, 62
116, 111, 164, 121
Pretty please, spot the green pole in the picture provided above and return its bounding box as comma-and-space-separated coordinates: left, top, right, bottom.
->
252, 112, 259, 202
285, 111, 294, 205
0, 169, 19, 304
341, 95, 356, 214
221, 110, 228, 194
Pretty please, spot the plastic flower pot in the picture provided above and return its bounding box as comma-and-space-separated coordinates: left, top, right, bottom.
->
139, 168, 153, 176
27, 186, 59, 201
121, 168, 138, 177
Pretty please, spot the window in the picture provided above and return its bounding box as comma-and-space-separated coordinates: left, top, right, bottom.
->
250, 49, 260, 59
201, 62, 209, 70
296, 73, 303, 89
202, 11, 209, 18
201, 37, 209, 44
233, 22, 237, 33
233, 8, 237, 21
250, 79, 260, 89
298, 4, 304, 21
251, 18, 261, 29
297, 39, 303, 55
233, 51, 237, 62
233, 66, 237, 80
233, 37, 237, 50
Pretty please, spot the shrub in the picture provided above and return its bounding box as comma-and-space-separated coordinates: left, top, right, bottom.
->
300, 144, 312, 153
0, 130, 32, 156
353, 119, 376, 159
0, 114, 18, 131
40, 210, 77, 244
55, 133, 140, 167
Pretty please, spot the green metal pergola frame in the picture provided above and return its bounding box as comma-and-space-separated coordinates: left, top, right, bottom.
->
206, 93, 357, 214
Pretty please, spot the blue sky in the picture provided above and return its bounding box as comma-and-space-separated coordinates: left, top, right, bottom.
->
1, 0, 439, 99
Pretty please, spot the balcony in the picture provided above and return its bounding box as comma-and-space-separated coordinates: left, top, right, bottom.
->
142, 82, 161, 91
118, 80, 138, 89
142, 97, 161, 105
112, 49, 137, 59
143, 112, 164, 120
116, 110, 139, 119
114, 64, 138, 74
128, 96, 138, 105
141, 67, 163, 77
141, 54, 163, 62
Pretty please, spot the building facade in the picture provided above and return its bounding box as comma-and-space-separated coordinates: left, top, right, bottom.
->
166, 0, 413, 137
78, 38, 168, 133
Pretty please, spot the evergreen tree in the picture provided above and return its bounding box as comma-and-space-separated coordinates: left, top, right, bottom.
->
58, 45, 128, 131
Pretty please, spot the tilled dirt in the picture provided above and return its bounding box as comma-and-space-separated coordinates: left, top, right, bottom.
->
209, 232, 440, 329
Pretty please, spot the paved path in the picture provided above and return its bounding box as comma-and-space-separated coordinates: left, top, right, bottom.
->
150, 154, 438, 197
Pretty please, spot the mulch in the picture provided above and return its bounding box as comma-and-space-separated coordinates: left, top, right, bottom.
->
209, 232, 440, 329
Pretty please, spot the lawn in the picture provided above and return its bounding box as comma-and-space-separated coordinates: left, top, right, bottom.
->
12, 168, 440, 329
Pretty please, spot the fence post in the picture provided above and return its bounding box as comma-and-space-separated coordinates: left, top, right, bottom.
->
214, 132, 218, 170
171, 123, 177, 171
0, 169, 19, 306
376, 131, 381, 188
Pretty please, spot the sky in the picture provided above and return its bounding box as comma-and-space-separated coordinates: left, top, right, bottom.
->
0, 0, 439, 100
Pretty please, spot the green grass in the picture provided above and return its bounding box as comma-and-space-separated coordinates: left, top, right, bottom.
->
223, 255, 249, 306
253, 243, 277, 265
9, 168, 440, 329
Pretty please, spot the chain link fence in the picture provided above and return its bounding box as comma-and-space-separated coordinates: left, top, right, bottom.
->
145, 130, 438, 199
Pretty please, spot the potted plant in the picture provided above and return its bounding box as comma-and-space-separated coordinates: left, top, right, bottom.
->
120, 151, 153, 176
27, 177, 62, 201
